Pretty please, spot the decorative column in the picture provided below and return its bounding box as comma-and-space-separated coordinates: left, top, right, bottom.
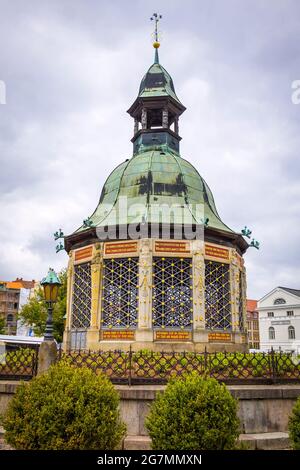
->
136, 239, 153, 344
162, 107, 168, 128
239, 264, 247, 336
63, 252, 74, 350
174, 117, 179, 134
229, 250, 247, 350
230, 250, 240, 333
192, 240, 206, 347
141, 108, 147, 129
134, 118, 139, 134
86, 243, 103, 349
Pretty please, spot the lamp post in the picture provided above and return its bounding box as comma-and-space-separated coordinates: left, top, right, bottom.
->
41, 268, 62, 341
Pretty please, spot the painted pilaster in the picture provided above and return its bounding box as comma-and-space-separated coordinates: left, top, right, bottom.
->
136, 238, 153, 343
240, 265, 247, 332
192, 240, 206, 342
230, 250, 240, 333
63, 252, 74, 350
87, 243, 103, 348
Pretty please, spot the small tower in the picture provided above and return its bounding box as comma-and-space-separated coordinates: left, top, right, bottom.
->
63, 15, 249, 353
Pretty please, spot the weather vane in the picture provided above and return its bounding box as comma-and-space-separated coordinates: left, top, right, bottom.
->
150, 13, 162, 48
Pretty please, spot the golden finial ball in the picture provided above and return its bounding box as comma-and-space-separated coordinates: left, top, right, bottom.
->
153, 41, 160, 49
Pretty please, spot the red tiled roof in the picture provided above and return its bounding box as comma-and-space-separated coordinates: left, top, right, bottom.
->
247, 299, 258, 312
6, 280, 35, 290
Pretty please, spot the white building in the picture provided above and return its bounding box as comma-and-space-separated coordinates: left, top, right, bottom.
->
258, 287, 300, 353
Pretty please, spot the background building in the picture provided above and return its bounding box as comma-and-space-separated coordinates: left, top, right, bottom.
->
258, 287, 300, 353
246, 299, 259, 349
0, 279, 35, 335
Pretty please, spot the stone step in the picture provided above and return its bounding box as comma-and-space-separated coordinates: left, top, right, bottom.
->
0, 429, 291, 451
123, 435, 152, 450
123, 432, 291, 451
239, 432, 290, 450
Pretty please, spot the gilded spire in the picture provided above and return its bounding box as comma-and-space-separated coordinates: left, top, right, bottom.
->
150, 12, 162, 64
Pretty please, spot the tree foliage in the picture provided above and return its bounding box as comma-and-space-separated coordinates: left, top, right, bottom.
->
289, 395, 300, 449
18, 269, 67, 343
0, 317, 5, 334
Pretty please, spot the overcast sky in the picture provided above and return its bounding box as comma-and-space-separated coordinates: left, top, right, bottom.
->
0, 0, 299, 299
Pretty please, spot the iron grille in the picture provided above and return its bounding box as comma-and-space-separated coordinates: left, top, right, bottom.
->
152, 257, 193, 329
101, 257, 139, 329
205, 260, 232, 330
71, 263, 92, 328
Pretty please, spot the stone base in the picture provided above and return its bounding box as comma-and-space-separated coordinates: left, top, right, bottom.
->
63, 329, 248, 353
37, 341, 57, 375
75, 340, 247, 353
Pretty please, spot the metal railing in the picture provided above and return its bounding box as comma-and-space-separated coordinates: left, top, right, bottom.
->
61, 347, 300, 385
0, 346, 39, 381
2, 346, 300, 385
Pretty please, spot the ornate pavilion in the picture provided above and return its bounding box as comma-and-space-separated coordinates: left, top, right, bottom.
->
62, 18, 249, 352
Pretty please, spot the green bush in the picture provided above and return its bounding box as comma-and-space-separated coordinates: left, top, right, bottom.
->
288, 395, 300, 449
145, 373, 240, 450
1, 361, 126, 450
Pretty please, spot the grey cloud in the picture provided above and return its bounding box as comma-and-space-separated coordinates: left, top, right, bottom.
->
0, 0, 299, 298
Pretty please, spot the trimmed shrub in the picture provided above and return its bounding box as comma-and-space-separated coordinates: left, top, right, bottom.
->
145, 373, 239, 450
1, 361, 126, 450
288, 395, 300, 449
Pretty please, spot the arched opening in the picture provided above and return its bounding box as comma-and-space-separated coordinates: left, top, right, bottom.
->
269, 326, 275, 340
288, 325, 295, 340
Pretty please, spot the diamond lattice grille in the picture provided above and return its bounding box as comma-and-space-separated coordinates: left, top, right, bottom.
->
205, 260, 232, 330
102, 257, 139, 328
72, 263, 92, 328
152, 257, 193, 329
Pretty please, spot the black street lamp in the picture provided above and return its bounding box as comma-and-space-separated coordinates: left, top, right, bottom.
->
41, 268, 62, 341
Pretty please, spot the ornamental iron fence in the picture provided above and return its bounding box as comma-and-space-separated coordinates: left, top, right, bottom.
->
1, 346, 300, 384
61, 347, 300, 386
0, 345, 39, 381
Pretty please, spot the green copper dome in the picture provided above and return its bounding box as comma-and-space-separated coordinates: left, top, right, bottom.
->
76, 147, 233, 234
69, 50, 244, 246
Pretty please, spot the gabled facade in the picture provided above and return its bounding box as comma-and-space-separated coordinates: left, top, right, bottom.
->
258, 287, 300, 353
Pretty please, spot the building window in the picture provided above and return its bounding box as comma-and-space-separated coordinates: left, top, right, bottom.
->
102, 257, 139, 329
205, 260, 231, 330
287, 311, 294, 317
269, 326, 275, 340
267, 312, 274, 318
152, 257, 193, 329
274, 298, 286, 305
288, 326, 296, 340
71, 262, 92, 329
6, 314, 13, 322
